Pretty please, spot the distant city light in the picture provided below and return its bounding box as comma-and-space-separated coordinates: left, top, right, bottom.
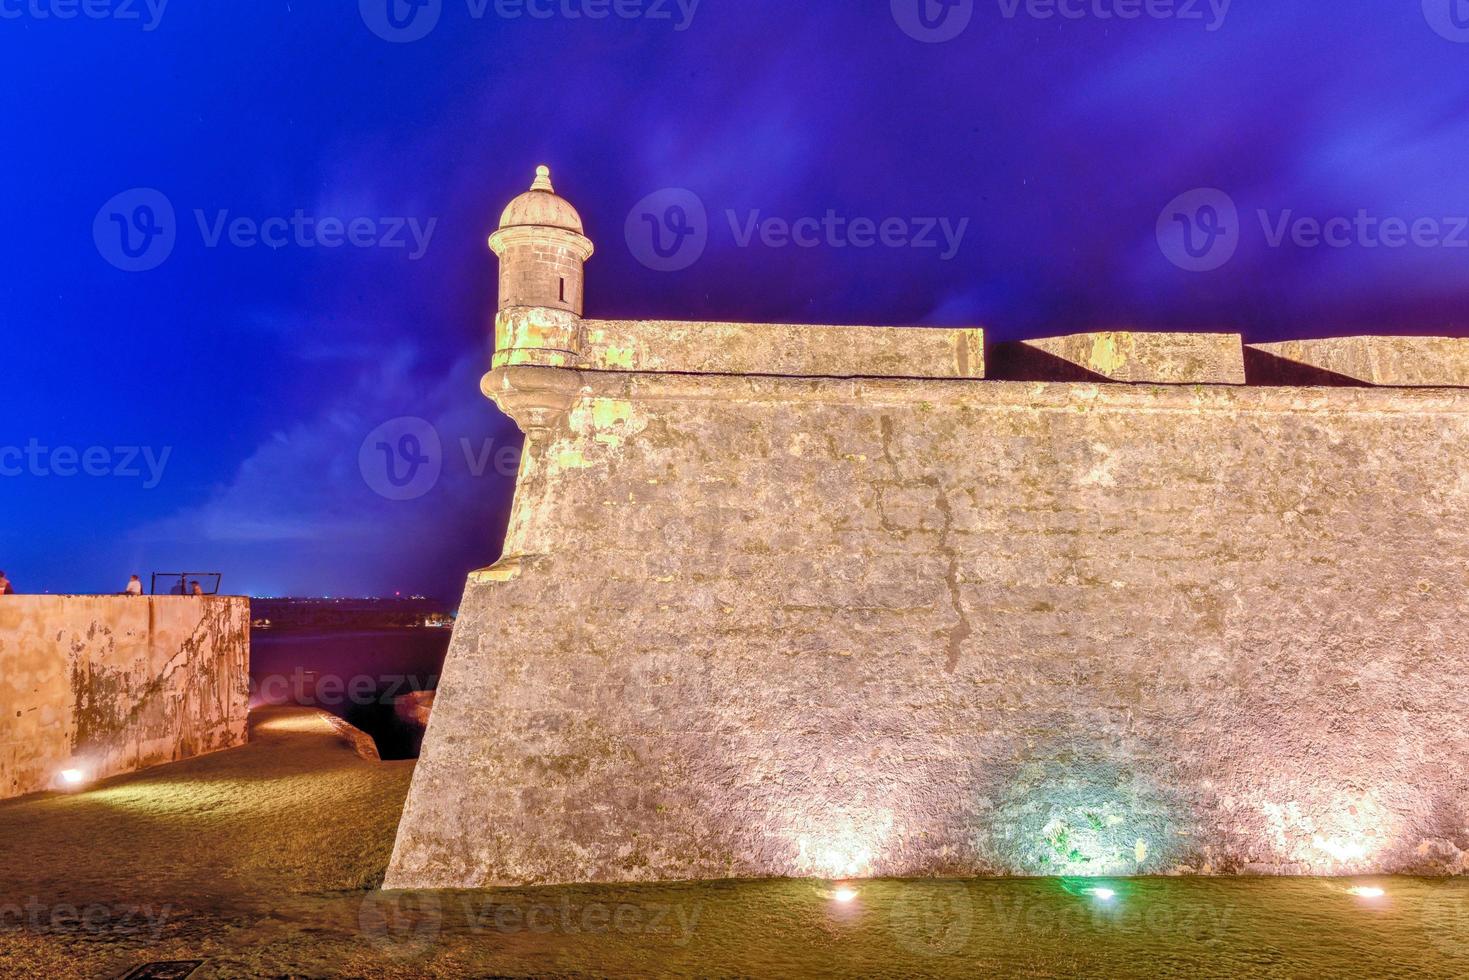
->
1348, 886, 1386, 899
832, 886, 858, 903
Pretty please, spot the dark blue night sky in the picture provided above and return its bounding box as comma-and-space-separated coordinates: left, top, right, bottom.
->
3, 1, 1468, 599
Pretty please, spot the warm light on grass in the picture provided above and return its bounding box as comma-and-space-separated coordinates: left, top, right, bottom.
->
832, 885, 858, 904
58, 769, 87, 788
1347, 886, 1386, 900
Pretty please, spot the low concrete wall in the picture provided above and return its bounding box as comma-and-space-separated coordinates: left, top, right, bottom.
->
0, 596, 250, 800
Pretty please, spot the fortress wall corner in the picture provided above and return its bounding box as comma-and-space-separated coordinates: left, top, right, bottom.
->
388, 374, 1469, 887
394, 167, 1469, 889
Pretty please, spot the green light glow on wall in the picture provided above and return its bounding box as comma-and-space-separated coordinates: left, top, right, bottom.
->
982, 750, 1182, 876
1033, 807, 1143, 875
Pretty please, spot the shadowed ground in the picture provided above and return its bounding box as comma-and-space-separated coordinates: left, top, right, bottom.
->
0, 708, 1465, 978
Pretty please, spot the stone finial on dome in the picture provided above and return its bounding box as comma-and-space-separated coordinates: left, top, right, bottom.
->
497, 164, 585, 234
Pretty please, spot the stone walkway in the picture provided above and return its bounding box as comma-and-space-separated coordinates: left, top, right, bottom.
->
1, 708, 1464, 978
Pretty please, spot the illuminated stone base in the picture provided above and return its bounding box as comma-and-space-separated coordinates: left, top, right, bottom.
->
386, 364, 1469, 887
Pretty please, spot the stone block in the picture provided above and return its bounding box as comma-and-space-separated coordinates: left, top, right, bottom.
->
578, 320, 985, 380
1247, 336, 1469, 387
990, 331, 1245, 384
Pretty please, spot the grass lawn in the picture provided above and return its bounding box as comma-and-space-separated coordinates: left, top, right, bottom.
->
1, 707, 1466, 978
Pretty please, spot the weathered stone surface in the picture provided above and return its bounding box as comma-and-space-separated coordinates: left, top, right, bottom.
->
321, 710, 382, 762
388, 374, 1469, 887
394, 690, 435, 730
1249, 336, 1469, 387
576, 320, 986, 380
992, 331, 1245, 384
0, 596, 250, 799
388, 170, 1469, 889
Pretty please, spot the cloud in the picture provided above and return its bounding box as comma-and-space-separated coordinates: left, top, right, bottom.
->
136, 344, 520, 597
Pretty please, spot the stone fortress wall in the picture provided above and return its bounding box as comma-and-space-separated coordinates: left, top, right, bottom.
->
0, 595, 250, 800
387, 168, 1469, 888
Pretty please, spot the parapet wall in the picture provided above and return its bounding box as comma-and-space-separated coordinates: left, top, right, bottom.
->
389, 320, 1469, 887
1248, 336, 1469, 387
0, 596, 250, 800
489, 319, 1469, 388
492, 317, 987, 380
990, 331, 1245, 384
580, 320, 987, 379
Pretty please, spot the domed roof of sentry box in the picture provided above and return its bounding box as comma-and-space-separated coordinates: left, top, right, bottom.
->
498, 165, 585, 235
